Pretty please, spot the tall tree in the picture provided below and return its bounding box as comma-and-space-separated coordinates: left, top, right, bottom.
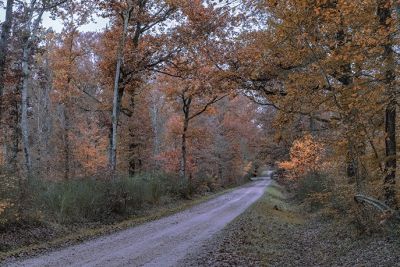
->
109, 0, 133, 175
18, 0, 69, 177
162, 59, 228, 182
100, 0, 177, 175
378, 0, 397, 207
0, 0, 14, 122
50, 1, 93, 179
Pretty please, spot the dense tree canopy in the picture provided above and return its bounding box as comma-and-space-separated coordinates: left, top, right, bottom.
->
0, 0, 398, 227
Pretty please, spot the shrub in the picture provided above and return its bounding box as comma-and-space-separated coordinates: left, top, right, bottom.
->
296, 172, 332, 201
36, 178, 109, 223
0, 172, 183, 225
288, 171, 332, 213
0, 169, 22, 225
0, 169, 231, 226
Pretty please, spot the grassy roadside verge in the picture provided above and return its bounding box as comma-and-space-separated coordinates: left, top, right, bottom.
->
178, 181, 305, 266
0, 186, 236, 263
180, 181, 400, 266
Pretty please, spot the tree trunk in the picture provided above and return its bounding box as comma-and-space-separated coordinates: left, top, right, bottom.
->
21, 44, 32, 177
378, 0, 397, 207
180, 118, 188, 182
334, 23, 359, 184
217, 153, 223, 182
7, 89, 20, 171
62, 104, 71, 180
150, 97, 161, 158
40, 51, 53, 178
110, 11, 130, 176
128, 94, 138, 176
19, 6, 45, 178
384, 101, 396, 205
180, 96, 191, 182
0, 0, 14, 167
0, 0, 14, 120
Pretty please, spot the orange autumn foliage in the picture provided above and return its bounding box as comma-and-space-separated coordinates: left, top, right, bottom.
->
278, 135, 324, 180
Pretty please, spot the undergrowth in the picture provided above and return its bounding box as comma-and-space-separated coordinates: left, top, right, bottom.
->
1, 172, 186, 226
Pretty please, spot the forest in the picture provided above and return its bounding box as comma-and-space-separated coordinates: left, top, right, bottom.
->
0, 0, 399, 265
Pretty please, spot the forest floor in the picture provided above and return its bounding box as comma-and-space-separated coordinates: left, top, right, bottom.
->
180, 182, 400, 267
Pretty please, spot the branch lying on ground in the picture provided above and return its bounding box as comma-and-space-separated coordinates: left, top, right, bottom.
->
354, 194, 400, 222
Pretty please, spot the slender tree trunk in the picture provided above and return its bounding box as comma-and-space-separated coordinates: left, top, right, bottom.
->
150, 96, 162, 163
110, 11, 130, 176
180, 97, 190, 182
19, 6, 45, 178
378, 0, 397, 207
7, 88, 20, 171
35, 83, 52, 178
0, 0, 14, 168
384, 101, 396, 205
0, 0, 14, 120
21, 44, 32, 177
108, 124, 113, 166
180, 118, 188, 182
347, 139, 365, 192
335, 24, 360, 185
128, 94, 138, 176
152, 109, 160, 153
217, 153, 223, 182
62, 104, 71, 180
41, 51, 53, 178
61, 31, 77, 180
178, 94, 222, 183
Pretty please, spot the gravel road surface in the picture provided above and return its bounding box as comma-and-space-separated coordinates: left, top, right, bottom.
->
5, 177, 271, 267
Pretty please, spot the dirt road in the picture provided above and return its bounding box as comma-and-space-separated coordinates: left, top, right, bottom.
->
5, 177, 271, 267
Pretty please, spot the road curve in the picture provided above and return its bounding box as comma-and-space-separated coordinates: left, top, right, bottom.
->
5, 178, 271, 267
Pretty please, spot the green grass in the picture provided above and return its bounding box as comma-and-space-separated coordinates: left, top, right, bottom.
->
256, 182, 304, 225
265, 184, 285, 201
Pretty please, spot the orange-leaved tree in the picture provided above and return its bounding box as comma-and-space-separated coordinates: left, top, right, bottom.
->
278, 135, 324, 180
